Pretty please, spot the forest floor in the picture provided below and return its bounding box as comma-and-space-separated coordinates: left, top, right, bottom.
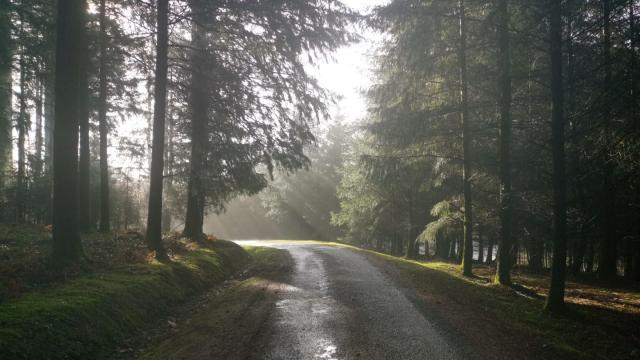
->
0, 224, 275, 359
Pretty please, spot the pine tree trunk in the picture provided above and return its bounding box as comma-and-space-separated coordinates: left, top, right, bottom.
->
586, 236, 595, 272
495, 0, 513, 285
162, 93, 175, 233
528, 233, 543, 271
145, 0, 169, 261
34, 78, 43, 179
478, 226, 484, 263
17, 43, 27, 224
486, 236, 494, 264
0, 0, 10, 197
51, 0, 85, 265
598, 0, 618, 281
183, 0, 208, 241
43, 71, 54, 224
78, 22, 91, 232
567, 14, 587, 275
545, 0, 568, 312
405, 191, 418, 259
97, 0, 110, 233
44, 70, 54, 171
459, 0, 474, 276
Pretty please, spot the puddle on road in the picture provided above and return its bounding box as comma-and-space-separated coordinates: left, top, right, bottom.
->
315, 339, 338, 360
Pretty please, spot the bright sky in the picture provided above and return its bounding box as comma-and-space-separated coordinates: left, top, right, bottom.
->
312, 0, 385, 123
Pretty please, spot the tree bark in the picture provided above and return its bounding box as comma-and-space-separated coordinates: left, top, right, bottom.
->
495, 0, 513, 285
545, 0, 568, 312
78, 15, 91, 232
0, 0, 10, 196
405, 191, 418, 259
97, 0, 110, 232
477, 225, 484, 263
51, 0, 85, 265
598, 0, 618, 281
459, 0, 474, 276
34, 78, 43, 178
162, 91, 175, 233
486, 235, 494, 264
145, 0, 169, 261
16, 42, 27, 223
183, 0, 208, 241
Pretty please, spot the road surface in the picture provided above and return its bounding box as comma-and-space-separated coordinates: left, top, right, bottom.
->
236, 241, 461, 360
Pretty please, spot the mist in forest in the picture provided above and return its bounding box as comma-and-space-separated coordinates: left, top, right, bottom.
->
1, 0, 640, 358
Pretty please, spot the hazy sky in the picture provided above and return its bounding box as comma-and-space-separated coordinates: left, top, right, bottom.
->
312, 0, 385, 123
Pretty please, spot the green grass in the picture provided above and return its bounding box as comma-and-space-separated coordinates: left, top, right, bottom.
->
0, 241, 250, 359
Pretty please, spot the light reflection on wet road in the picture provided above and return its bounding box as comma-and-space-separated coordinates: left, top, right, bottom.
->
235, 241, 460, 360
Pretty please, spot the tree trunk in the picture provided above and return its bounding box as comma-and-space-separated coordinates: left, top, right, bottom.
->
486, 236, 494, 264
586, 236, 595, 272
624, 236, 633, 278
478, 226, 484, 263
51, 0, 85, 265
162, 92, 175, 233
17, 44, 27, 223
631, 0, 637, 124
44, 69, 54, 171
183, 0, 208, 241
567, 16, 588, 274
528, 232, 543, 271
0, 0, 10, 197
145, 0, 169, 261
44, 70, 54, 224
495, 0, 513, 285
632, 237, 640, 281
545, 0, 568, 312
405, 191, 418, 259
97, 0, 110, 233
449, 233, 457, 260
34, 78, 43, 178
78, 22, 91, 232
459, 0, 474, 276
598, 0, 618, 281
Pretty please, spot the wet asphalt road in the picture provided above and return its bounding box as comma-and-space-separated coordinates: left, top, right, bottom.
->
236, 242, 460, 360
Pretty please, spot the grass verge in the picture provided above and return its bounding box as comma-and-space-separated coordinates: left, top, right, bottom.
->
0, 240, 251, 359
137, 246, 293, 360
329, 242, 640, 360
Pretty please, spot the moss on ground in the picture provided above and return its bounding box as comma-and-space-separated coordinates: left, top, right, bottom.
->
0, 241, 250, 359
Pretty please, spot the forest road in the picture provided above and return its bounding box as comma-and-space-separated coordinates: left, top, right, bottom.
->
235, 241, 462, 360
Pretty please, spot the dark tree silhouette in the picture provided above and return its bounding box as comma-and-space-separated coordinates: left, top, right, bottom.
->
145, 0, 169, 260
51, 0, 85, 265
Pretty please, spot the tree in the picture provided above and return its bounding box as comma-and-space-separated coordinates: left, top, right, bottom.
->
78, 1, 91, 232
51, 0, 86, 265
97, 0, 110, 232
598, 0, 618, 281
178, 0, 356, 239
145, 0, 169, 261
182, 0, 207, 240
459, 0, 474, 276
545, 0, 568, 311
495, 0, 513, 285
0, 0, 10, 196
